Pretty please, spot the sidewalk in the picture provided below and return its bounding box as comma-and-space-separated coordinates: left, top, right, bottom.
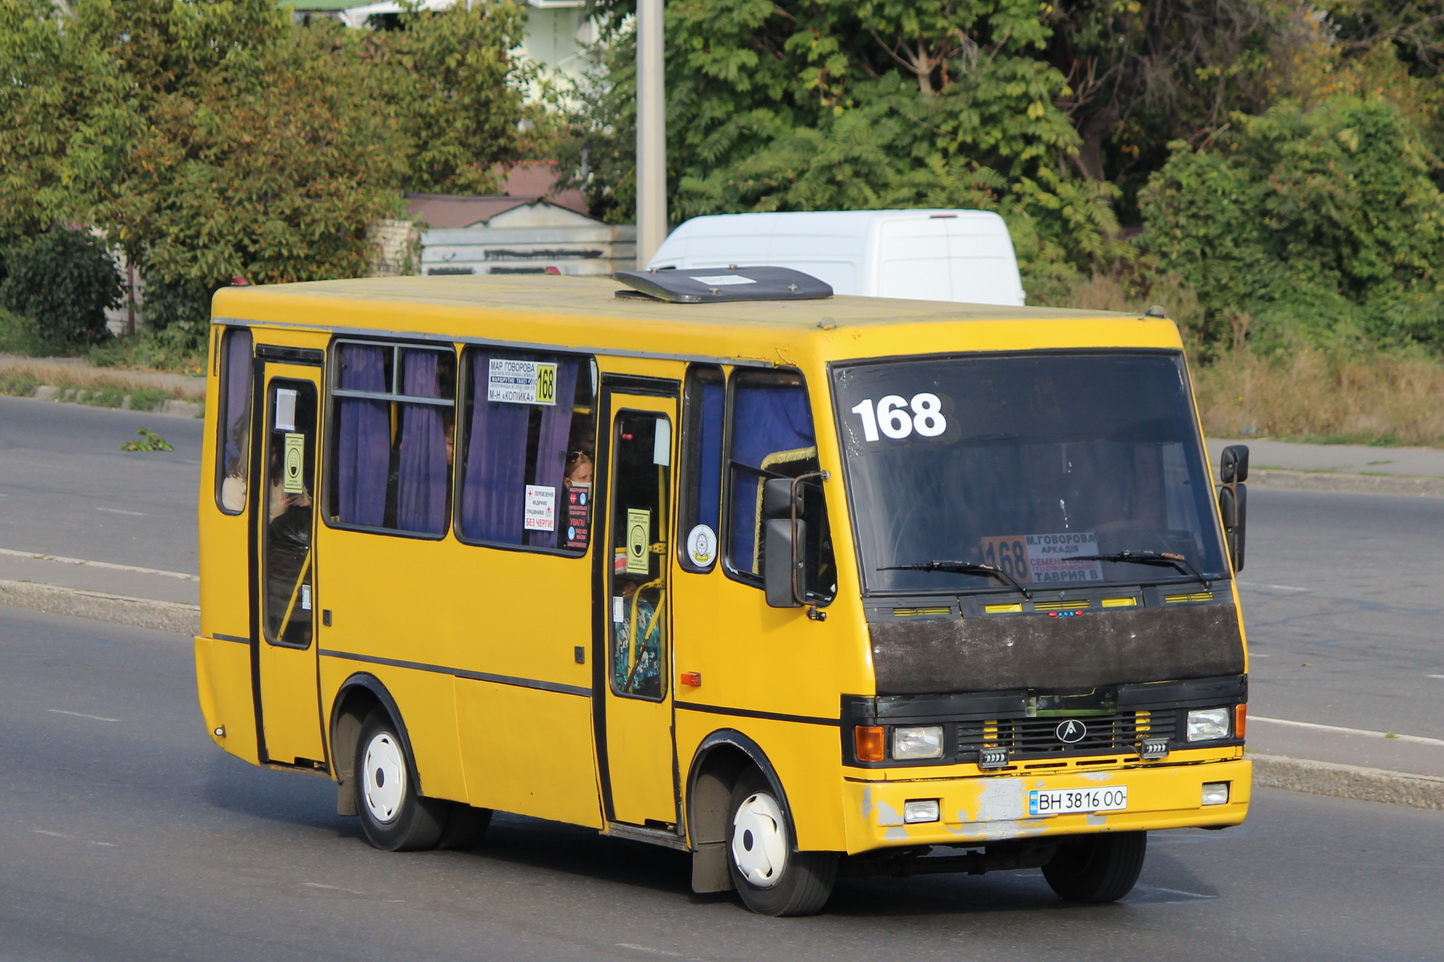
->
1, 433, 1442, 811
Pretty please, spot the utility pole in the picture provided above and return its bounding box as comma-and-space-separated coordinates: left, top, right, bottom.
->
635, 0, 666, 267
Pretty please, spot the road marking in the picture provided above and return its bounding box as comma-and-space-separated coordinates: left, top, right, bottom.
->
615, 948, 694, 959
48, 709, 120, 723
0, 548, 196, 581
1239, 582, 1310, 593
34, 830, 116, 848
94, 507, 147, 517
1427, 675, 1444, 680
1251, 715, 1444, 747
301, 882, 363, 895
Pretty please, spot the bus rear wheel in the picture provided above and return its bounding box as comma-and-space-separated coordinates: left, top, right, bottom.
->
1041, 831, 1147, 903
726, 771, 837, 916
354, 709, 445, 852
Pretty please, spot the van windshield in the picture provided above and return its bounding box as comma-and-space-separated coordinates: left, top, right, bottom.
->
831, 351, 1228, 595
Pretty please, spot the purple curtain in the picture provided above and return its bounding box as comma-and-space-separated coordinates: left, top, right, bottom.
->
335, 344, 389, 527
459, 352, 529, 543
396, 351, 448, 535
730, 380, 815, 569
221, 330, 252, 475
528, 358, 579, 548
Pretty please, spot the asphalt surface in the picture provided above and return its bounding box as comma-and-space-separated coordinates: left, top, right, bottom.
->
2, 384, 1442, 811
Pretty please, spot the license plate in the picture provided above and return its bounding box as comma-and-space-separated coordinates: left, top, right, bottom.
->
1028, 786, 1128, 816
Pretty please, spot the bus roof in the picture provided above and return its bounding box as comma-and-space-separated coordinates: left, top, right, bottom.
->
211, 273, 1183, 364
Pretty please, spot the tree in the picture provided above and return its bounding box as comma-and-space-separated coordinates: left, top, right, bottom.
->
0, 0, 136, 246
362, 1, 544, 195
1138, 96, 1444, 351
569, 0, 1131, 291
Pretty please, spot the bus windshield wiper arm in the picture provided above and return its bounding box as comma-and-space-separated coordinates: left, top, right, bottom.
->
1070, 550, 1210, 590
880, 560, 1032, 600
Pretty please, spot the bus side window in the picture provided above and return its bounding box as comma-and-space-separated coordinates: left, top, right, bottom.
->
678, 364, 724, 572
215, 327, 253, 514
726, 369, 835, 600
328, 342, 455, 538
456, 348, 595, 553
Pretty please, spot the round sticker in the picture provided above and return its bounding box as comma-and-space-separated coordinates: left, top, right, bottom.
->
686, 524, 718, 568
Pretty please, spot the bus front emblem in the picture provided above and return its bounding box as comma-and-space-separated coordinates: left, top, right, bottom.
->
1056, 720, 1087, 744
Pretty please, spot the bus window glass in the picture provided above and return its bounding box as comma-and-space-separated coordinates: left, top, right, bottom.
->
678, 365, 723, 571
726, 370, 834, 601
457, 348, 595, 552
831, 351, 1228, 594
215, 328, 253, 514
328, 341, 455, 538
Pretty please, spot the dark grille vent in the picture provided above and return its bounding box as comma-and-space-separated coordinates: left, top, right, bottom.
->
958, 711, 1176, 759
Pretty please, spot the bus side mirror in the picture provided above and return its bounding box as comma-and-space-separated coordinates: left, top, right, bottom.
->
1220, 444, 1249, 484
1217, 444, 1248, 573
763, 477, 803, 608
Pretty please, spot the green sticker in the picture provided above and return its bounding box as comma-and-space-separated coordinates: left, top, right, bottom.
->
283, 433, 305, 494
626, 508, 651, 575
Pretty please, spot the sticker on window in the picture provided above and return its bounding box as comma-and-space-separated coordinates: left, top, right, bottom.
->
283, 433, 306, 494
488, 358, 558, 406
565, 484, 590, 550
980, 532, 1104, 584
626, 508, 651, 574
524, 485, 556, 531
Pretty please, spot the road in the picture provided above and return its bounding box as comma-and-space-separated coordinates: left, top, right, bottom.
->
1240, 488, 1444, 738
0, 396, 202, 573
2, 605, 1442, 962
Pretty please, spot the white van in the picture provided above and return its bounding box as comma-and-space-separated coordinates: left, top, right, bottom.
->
647, 209, 1026, 306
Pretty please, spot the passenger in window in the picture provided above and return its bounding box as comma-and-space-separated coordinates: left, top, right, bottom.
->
268, 443, 312, 525
220, 422, 250, 512
564, 450, 592, 488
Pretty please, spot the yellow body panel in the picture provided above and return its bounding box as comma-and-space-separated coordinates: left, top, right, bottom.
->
195, 273, 1248, 867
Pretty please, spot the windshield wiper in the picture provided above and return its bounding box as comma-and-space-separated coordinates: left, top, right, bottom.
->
1070, 550, 1211, 590
880, 560, 1033, 600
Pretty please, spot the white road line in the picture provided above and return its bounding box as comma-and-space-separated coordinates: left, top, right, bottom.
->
1238, 582, 1311, 593
48, 709, 120, 723
301, 882, 363, 895
1250, 715, 1444, 747
94, 507, 147, 517
34, 830, 117, 847
0, 547, 196, 581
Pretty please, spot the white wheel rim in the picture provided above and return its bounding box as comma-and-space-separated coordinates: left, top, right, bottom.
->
731, 791, 788, 888
361, 732, 406, 824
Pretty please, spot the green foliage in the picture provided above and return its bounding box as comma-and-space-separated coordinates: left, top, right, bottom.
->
0, 230, 121, 352
0, 0, 137, 248
363, 2, 541, 194
121, 427, 174, 451
570, 0, 1125, 286
1139, 96, 1444, 352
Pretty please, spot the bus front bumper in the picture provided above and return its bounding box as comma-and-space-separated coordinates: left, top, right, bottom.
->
840, 758, 1251, 854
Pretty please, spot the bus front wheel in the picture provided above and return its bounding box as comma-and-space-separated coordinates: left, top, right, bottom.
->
354, 709, 445, 852
1041, 831, 1147, 903
726, 771, 837, 916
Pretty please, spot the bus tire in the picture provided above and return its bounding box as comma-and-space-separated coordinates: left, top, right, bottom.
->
354, 709, 445, 852
1041, 831, 1147, 903
726, 770, 837, 916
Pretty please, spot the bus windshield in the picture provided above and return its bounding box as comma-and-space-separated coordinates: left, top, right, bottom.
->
831, 351, 1228, 595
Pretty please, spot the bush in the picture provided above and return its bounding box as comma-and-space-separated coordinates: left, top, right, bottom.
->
0, 230, 121, 352
139, 274, 213, 355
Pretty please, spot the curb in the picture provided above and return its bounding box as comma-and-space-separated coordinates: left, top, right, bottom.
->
1251, 753, 1444, 812
0, 580, 199, 636
1250, 468, 1444, 498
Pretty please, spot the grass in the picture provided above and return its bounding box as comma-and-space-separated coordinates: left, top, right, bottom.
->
1191, 345, 1444, 448
0, 358, 203, 413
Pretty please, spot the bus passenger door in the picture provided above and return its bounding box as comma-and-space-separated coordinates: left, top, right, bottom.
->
598, 389, 679, 828
253, 360, 326, 767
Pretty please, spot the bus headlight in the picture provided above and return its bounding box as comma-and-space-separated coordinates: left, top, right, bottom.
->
893, 725, 944, 760
1186, 708, 1231, 742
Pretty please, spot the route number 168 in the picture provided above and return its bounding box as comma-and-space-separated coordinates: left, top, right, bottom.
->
850, 393, 947, 442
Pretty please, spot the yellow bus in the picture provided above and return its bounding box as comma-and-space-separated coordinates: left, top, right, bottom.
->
195, 268, 1251, 916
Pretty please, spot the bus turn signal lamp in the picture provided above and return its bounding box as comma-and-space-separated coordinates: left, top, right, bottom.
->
855, 726, 886, 762
680, 671, 702, 687
1235, 704, 1247, 739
